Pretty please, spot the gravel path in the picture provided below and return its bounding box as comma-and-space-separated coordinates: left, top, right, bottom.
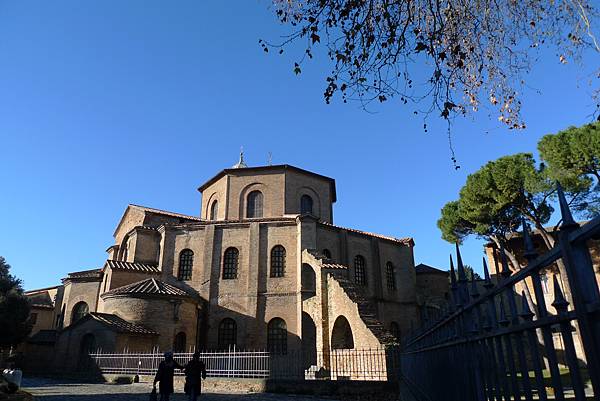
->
22, 377, 334, 401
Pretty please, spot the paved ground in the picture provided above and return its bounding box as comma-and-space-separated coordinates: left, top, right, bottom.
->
22, 377, 335, 401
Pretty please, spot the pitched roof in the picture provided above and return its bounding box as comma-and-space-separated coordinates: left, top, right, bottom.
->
64, 313, 158, 335
197, 164, 337, 202
24, 285, 60, 295
104, 260, 160, 274
129, 204, 203, 222
415, 263, 448, 275
319, 222, 414, 246
28, 330, 58, 344
65, 268, 103, 281
88, 313, 158, 335
25, 289, 57, 309
101, 278, 193, 298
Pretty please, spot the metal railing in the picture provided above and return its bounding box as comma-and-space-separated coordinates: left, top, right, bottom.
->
400, 186, 600, 401
88, 347, 397, 381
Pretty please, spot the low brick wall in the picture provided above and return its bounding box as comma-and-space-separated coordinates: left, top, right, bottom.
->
101, 374, 398, 396
102, 375, 267, 393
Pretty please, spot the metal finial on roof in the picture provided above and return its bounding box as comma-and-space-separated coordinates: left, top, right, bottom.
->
232, 146, 248, 169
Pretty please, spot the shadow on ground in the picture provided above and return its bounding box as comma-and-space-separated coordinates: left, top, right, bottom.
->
22, 378, 338, 401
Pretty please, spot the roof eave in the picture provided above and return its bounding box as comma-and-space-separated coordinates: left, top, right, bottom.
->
197, 165, 337, 202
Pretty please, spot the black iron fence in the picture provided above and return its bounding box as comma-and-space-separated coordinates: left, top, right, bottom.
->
400, 186, 600, 401
89, 347, 399, 381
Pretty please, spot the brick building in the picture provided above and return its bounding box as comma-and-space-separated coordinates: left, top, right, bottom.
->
22, 159, 447, 372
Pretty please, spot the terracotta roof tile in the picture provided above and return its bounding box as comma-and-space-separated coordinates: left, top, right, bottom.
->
105, 260, 160, 274
130, 204, 203, 222
102, 278, 192, 298
319, 222, 414, 246
26, 292, 55, 308
415, 263, 448, 275
66, 268, 103, 280
88, 313, 158, 335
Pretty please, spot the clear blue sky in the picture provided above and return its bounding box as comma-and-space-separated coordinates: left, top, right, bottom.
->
0, 1, 596, 290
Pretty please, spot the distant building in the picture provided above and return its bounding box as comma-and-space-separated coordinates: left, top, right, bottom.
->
414, 263, 450, 317
22, 158, 448, 372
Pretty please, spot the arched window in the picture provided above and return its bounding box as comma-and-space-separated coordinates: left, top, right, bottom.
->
270, 245, 286, 278
386, 262, 396, 291
173, 332, 186, 352
267, 318, 287, 354
210, 200, 219, 220
80, 333, 96, 355
78, 333, 96, 368
331, 316, 354, 349
322, 249, 332, 259
223, 247, 239, 279
218, 318, 237, 349
71, 301, 89, 323
247, 191, 263, 218
178, 249, 194, 281
300, 194, 313, 215
301, 263, 316, 294
354, 255, 367, 286
390, 322, 401, 342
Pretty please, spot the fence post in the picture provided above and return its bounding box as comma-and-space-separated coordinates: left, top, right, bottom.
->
556, 185, 600, 395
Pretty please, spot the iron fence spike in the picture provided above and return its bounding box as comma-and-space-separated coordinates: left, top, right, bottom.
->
449, 254, 457, 288
482, 257, 494, 289
455, 243, 468, 283
551, 275, 569, 311
556, 182, 578, 229
519, 291, 534, 320
521, 218, 538, 260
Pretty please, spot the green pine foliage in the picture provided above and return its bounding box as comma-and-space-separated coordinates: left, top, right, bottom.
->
538, 122, 600, 217
438, 122, 600, 265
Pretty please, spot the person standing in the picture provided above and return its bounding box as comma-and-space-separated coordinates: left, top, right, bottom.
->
153, 352, 183, 401
184, 352, 207, 401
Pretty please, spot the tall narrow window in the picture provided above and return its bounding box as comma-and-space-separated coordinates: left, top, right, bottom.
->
71, 302, 89, 323
173, 332, 186, 352
218, 318, 237, 349
300, 194, 313, 215
270, 245, 286, 278
178, 249, 194, 281
247, 191, 263, 218
267, 318, 287, 354
354, 255, 367, 286
223, 247, 239, 279
210, 200, 218, 220
386, 262, 396, 291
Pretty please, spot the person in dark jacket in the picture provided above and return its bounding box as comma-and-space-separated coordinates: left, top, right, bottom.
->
153, 352, 183, 401
184, 352, 207, 401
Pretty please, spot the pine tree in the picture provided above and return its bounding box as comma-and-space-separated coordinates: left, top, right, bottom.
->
0, 257, 32, 347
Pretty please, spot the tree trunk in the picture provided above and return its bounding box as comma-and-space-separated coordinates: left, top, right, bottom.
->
531, 221, 574, 304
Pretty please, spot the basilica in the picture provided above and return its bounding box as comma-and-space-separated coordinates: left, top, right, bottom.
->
23, 157, 448, 371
